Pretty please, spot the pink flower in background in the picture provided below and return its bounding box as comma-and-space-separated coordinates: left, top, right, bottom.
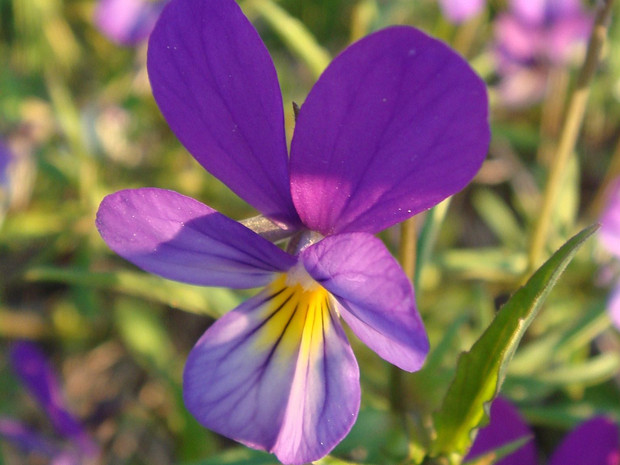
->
94, 0, 167, 46
494, 0, 592, 106
438, 0, 485, 24
599, 180, 620, 328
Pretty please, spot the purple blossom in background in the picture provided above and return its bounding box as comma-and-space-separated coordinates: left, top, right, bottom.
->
0, 140, 10, 188
599, 180, 620, 328
468, 397, 620, 464
438, 0, 485, 24
94, 0, 167, 46
494, 0, 592, 106
0, 341, 99, 465
95, 0, 490, 462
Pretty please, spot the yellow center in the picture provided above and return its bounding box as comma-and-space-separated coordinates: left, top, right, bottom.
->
255, 264, 331, 357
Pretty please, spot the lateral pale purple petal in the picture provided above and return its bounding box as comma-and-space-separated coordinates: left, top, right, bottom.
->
96, 188, 296, 288
9, 342, 94, 454
147, 0, 299, 226
466, 397, 537, 465
301, 233, 429, 371
290, 26, 489, 235
183, 276, 360, 465
549, 417, 620, 465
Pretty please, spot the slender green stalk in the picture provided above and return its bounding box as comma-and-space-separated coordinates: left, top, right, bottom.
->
389, 218, 417, 414
527, 0, 615, 272
536, 67, 569, 167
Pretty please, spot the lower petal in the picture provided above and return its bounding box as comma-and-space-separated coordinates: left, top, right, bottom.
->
183, 273, 360, 465
301, 233, 429, 372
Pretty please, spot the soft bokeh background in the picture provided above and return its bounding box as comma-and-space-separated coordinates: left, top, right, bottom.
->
1, 0, 620, 463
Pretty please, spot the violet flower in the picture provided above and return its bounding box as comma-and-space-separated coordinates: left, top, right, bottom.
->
94, 0, 167, 46
494, 0, 592, 106
95, 0, 490, 462
0, 342, 99, 465
467, 398, 619, 464
438, 0, 485, 24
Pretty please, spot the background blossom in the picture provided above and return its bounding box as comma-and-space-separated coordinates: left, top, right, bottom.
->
468, 397, 619, 465
94, 0, 167, 46
494, 0, 592, 106
0, 342, 99, 465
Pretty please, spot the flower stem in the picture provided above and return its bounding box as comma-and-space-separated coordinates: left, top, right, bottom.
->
389, 218, 417, 414
527, 0, 615, 272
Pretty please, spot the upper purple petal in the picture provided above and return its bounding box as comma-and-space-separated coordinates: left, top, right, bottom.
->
301, 233, 429, 371
184, 276, 360, 464
290, 26, 489, 235
95, 0, 166, 46
549, 417, 620, 465
9, 342, 96, 456
0, 140, 10, 187
438, 0, 485, 24
147, 0, 299, 227
466, 397, 537, 465
96, 188, 296, 288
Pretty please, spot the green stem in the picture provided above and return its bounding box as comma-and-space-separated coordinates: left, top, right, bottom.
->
389, 217, 416, 414
527, 0, 615, 272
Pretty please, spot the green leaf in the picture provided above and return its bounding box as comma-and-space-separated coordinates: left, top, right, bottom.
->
430, 224, 598, 459
24, 266, 242, 318
462, 434, 531, 465
472, 189, 524, 249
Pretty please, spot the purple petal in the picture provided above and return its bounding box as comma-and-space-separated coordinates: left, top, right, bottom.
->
438, 0, 485, 24
290, 26, 489, 235
466, 397, 537, 465
549, 417, 620, 465
96, 188, 296, 288
147, 0, 299, 227
0, 417, 59, 456
9, 342, 96, 456
95, 0, 165, 46
301, 233, 429, 371
183, 274, 360, 465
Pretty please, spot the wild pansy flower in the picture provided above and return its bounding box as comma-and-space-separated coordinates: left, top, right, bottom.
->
468, 397, 620, 464
95, 0, 489, 462
494, 0, 592, 106
0, 342, 99, 465
438, 0, 485, 24
94, 0, 167, 46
